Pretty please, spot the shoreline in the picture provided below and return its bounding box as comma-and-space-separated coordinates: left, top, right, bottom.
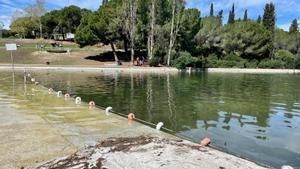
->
0, 64, 299, 74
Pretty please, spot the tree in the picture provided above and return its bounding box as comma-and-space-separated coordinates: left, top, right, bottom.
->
25, 0, 47, 38
217, 10, 223, 25
262, 3, 275, 32
0, 21, 3, 38
75, 0, 123, 63
221, 21, 272, 60
289, 19, 299, 34
177, 9, 201, 54
60, 6, 83, 33
257, 15, 262, 24
243, 9, 248, 21
167, 0, 184, 66
130, 0, 138, 64
262, 2, 275, 58
210, 3, 214, 17
227, 4, 235, 24
102, 0, 109, 5
10, 17, 39, 38
195, 16, 222, 56
148, 0, 156, 60
41, 10, 61, 37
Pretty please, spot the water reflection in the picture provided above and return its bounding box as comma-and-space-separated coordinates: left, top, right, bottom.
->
32, 71, 300, 168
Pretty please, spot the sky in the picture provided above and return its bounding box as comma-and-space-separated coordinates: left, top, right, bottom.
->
0, 0, 299, 30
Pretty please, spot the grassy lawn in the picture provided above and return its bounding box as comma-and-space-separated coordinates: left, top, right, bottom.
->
0, 38, 115, 65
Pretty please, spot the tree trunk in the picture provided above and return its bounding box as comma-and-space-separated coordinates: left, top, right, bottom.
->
148, 0, 155, 60
39, 19, 43, 39
110, 42, 119, 63
129, 0, 137, 65
167, 0, 176, 66
124, 39, 128, 54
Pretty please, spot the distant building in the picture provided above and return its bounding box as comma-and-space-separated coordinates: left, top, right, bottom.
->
66, 32, 75, 40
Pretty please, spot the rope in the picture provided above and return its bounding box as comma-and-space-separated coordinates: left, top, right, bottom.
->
0, 76, 11, 81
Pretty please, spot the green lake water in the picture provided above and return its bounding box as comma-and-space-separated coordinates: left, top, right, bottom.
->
5, 71, 300, 168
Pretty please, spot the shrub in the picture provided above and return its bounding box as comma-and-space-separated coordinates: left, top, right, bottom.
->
171, 51, 202, 69
258, 59, 285, 69
274, 50, 296, 68
296, 54, 300, 69
206, 54, 218, 68
245, 60, 259, 68
149, 57, 160, 67
223, 53, 242, 62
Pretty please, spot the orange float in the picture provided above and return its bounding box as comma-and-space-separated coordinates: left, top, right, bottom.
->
89, 101, 96, 108
200, 137, 211, 146
64, 93, 70, 99
127, 113, 135, 121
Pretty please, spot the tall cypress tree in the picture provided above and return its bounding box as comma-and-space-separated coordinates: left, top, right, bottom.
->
263, 3, 275, 32
217, 10, 223, 25
257, 15, 262, 24
227, 4, 235, 24
210, 3, 214, 16
262, 3, 275, 58
289, 19, 299, 33
243, 9, 248, 21
102, 0, 108, 5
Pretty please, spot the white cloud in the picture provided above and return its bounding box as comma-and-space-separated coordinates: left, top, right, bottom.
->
278, 23, 290, 31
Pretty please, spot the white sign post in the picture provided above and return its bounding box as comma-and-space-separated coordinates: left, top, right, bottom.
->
5, 44, 17, 87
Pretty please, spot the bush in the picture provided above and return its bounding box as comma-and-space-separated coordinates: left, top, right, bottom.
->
296, 55, 300, 69
171, 51, 202, 69
206, 54, 218, 68
258, 59, 285, 69
223, 53, 241, 62
274, 50, 296, 68
245, 60, 259, 68
149, 57, 160, 67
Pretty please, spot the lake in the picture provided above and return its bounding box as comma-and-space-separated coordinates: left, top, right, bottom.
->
32, 71, 300, 168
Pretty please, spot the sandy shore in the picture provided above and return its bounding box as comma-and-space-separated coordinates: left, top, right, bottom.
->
0, 64, 179, 74
206, 68, 300, 74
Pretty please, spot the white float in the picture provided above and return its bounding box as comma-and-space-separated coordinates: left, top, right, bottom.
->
105, 106, 112, 113
75, 97, 81, 104
156, 122, 164, 130
57, 91, 62, 97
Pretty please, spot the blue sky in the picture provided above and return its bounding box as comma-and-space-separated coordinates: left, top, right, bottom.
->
0, 0, 299, 30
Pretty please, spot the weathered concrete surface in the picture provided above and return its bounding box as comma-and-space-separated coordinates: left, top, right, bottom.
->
0, 72, 269, 169
32, 136, 268, 169
0, 74, 168, 168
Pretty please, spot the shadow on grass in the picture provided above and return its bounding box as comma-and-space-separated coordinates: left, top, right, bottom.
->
85, 51, 147, 62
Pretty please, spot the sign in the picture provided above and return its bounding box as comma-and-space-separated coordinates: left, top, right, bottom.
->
5, 44, 17, 51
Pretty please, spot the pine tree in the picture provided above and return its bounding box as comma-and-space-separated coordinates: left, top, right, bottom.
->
289, 19, 299, 33
257, 15, 262, 24
227, 4, 235, 24
262, 3, 275, 32
210, 3, 214, 16
243, 9, 248, 21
